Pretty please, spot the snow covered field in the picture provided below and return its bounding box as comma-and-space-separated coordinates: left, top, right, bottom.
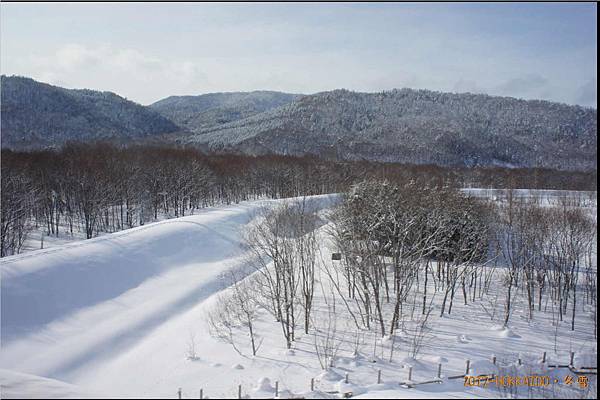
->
462, 188, 597, 208
1, 193, 596, 399
16, 189, 596, 257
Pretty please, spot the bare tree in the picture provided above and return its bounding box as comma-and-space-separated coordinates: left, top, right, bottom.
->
311, 292, 345, 370
0, 166, 36, 256
206, 272, 263, 356
206, 293, 244, 356
186, 330, 199, 361
243, 201, 319, 348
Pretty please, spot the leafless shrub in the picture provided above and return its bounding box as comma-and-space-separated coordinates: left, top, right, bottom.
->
206, 272, 263, 356
311, 294, 345, 370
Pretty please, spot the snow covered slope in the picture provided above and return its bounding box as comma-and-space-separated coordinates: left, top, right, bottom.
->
1, 192, 595, 399
0, 369, 96, 399
0, 195, 337, 397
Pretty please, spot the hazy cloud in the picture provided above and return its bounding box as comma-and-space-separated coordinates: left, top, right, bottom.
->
55, 44, 99, 70
495, 74, 550, 98
22, 44, 207, 103
453, 79, 484, 95
1, 3, 596, 106
576, 78, 597, 107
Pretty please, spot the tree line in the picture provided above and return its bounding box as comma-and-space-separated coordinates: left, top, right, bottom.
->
1, 142, 596, 257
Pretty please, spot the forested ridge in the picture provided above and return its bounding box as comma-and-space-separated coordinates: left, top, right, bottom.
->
1, 75, 180, 149
2, 76, 596, 171
170, 88, 597, 171
1, 143, 596, 257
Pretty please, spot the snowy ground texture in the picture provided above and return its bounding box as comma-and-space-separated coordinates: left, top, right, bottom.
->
1, 193, 596, 399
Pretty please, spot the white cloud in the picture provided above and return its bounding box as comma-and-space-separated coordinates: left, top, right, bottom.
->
55, 44, 98, 70
166, 61, 205, 86
17, 43, 207, 103
109, 48, 162, 73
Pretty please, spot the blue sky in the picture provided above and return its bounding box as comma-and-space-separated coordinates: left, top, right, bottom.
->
1, 2, 596, 106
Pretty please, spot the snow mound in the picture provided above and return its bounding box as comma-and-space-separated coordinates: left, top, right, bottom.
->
316, 369, 343, 382
456, 334, 471, 343
232, 363, 245, 370
284, 349, 296, 356
381, 334, 394, 343
399, 356, 421, 368
302, 390, 338, 399
499, 328, 521, 338
0, 369, 93, 399
251, 377, 275, 397
422, 355, 449, 364
256, 377, 274, 391
336, 380, 366, 397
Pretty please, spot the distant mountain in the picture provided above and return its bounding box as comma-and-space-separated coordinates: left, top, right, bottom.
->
170, 89, 597, 171
150, 91, 303, 133
1, 75, 180, 149
1, 76, 596, 171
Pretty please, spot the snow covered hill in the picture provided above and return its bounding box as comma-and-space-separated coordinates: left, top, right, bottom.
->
0, 196, 336, 398
0, 75, 180, 150
170, 88, 597, 171
150, 91, 302, 133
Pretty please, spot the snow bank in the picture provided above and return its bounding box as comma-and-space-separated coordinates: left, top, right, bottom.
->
0, 369, 95, 399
